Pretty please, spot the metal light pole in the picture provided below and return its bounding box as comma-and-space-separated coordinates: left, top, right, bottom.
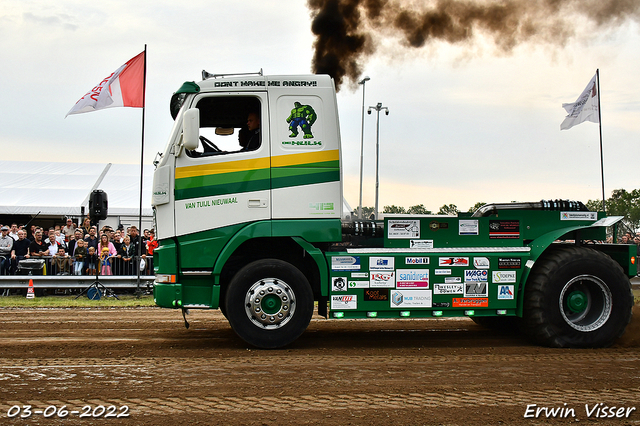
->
357, 76, 370, 219
367, 102, 389, 220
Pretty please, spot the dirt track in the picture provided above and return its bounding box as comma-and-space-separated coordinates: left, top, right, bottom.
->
1, 306, 639, 425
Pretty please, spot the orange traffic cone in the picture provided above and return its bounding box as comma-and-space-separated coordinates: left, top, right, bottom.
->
26, 279, 35, 299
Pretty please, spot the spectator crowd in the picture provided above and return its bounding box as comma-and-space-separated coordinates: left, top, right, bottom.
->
0, 218, 157, 276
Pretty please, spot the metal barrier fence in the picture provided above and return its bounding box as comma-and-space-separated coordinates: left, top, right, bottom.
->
0, 255, 153, 277
0, 255, 155, 294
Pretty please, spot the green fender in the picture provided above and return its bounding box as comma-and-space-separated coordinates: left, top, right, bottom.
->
212, 221, 272, 283
516, 223, 610, 316
291, 236, 330, 297
212, 221, 334, 299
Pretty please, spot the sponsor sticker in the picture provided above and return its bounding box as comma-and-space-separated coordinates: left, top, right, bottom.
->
434, 269, 451, 275
405, 257, 430, 265
429, 221, 449, 231
331, 295, 357, 309
434, 283, 464, 295
364, 289, 389, 302
433, 302, 450, 308
388, 220, 420, 239
332, 277, 348, 292
561, 211, 597, 221
370, 272, 395, 288
464, 270, 488, 282
473, 257, 490, 269
331, 256, 361, 271
452, 297, 489, 308
444, 277, 462, 283
395, 269, 429, 288
370, 257, 395, 271
348, 280, 369, 289
464, 282, 488, 297
498, 258, 521, 269
497, 285, 515, 300
410, 240, 434, 249
489, 220, 520, 239
492, 270, 517, 283
439, 257, 469, 267
351, 272, 369, 278
391, 290, 433, 308
459, 219, 479, 236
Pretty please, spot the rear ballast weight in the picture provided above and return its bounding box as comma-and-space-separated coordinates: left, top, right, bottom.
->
151, 72, 634, 349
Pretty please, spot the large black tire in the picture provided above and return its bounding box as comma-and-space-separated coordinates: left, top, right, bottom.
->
522, 246, 633, 348
225, 259, 314, 349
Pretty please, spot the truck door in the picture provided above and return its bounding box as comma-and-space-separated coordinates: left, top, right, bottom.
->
173, 93, 270, 240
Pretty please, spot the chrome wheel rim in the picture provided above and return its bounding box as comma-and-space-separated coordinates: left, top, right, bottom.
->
245, 278, 296, 329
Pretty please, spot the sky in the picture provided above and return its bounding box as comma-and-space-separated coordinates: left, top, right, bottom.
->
1, 0, 639, 214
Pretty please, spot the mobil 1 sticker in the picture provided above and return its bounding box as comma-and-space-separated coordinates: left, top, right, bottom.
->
464, 282, 488, 297
405, 257, 429, 265
464, 269, 488, 282
498, 258, 521, 269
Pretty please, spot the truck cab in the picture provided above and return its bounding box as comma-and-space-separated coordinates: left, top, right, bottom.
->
152, 73, 342, 316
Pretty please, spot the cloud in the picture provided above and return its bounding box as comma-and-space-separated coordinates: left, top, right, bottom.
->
22, 12, 78, 31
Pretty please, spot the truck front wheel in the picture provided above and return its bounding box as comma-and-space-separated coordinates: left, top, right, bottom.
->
225, 259, 314, 349
523, 246, 633, 348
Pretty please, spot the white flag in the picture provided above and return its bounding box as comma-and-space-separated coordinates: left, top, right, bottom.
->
561, 73, 599, 130
66, 51, 145, 117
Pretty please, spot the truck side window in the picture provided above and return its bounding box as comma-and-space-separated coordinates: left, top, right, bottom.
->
186, 96, 262, 158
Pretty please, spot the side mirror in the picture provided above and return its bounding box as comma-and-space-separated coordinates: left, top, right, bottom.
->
183, 108, 200, 150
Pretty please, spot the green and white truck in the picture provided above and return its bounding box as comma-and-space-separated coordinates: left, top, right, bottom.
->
152, 71, 635, 349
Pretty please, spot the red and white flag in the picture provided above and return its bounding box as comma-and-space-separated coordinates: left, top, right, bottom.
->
561, 73, 599, 130
66, 51, 145, 117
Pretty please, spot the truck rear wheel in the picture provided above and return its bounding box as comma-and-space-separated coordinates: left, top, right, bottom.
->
522, 246, 633, 348
225, 259, 313, 349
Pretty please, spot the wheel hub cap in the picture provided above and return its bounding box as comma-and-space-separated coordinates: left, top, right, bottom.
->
567, 291, 587, 313
559, 275, 612, 332
245, 278, 296, 329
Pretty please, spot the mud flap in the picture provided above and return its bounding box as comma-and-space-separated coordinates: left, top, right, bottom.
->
317, 296, 328, 318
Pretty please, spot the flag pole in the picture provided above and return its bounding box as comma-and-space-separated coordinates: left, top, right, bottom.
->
136, 44, 147, 297
596, 69, 606, 213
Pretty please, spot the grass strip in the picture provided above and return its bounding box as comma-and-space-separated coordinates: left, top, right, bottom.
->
0, 295, 156, 308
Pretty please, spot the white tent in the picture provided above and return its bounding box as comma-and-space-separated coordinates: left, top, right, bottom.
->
0, 161, 153, 216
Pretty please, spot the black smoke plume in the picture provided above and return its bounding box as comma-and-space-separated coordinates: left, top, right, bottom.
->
308, 0, 640, 91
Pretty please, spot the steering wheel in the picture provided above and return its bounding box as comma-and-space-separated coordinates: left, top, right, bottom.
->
200, 135, 221, 152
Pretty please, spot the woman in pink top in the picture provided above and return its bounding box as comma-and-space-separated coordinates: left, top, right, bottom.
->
98, 234, 117, 275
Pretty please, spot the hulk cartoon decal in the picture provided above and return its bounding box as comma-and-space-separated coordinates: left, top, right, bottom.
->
286, 102, 317, 139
